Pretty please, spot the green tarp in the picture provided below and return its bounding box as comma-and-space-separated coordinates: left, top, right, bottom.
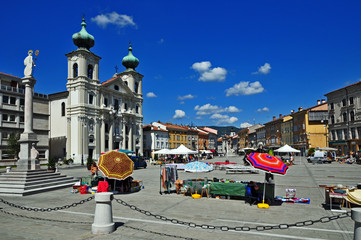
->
210, 182, 246, 197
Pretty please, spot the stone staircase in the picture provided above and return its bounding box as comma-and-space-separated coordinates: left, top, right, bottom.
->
0, 169, 77, 196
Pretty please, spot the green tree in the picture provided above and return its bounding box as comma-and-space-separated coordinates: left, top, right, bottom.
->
6, 133, 20, 159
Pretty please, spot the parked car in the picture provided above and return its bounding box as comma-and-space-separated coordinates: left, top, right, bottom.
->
307, 150, 332, 164
131, 156, 147, 169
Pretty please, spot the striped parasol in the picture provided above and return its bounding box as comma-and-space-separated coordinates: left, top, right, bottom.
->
246, 153, 288, 175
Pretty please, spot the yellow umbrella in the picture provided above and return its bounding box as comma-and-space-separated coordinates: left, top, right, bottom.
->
98, 150, 134, 180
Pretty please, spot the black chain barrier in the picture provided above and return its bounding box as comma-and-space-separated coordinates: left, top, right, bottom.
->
0, 196, 94, 212
114, 197, 352, 232
0, 208, 92, 224
123, 225, 198, 240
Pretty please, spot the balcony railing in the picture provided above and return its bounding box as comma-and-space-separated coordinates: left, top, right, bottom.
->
1, 85, 48, 99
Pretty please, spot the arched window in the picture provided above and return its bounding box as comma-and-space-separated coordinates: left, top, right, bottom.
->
343, 112, 347, 122
73, 63, 78, 78
135, 82, 138, 93
88, 65, 93, 79
114, 85, 119, 91
61, 102, 65, 117
350, 111, 355, 121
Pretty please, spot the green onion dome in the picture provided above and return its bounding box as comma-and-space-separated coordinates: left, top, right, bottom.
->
72, 18, 95, 50
122, 42, 139, 71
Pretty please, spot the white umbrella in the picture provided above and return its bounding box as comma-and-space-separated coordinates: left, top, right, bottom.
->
154, 149, 172, 154
274, 144, 301, 165
274, 144, 300, 153
170, 144, 198, 155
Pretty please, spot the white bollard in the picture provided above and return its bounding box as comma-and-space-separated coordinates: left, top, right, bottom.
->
6, 166, 11, 173
352, 208, 361, 240
92, 192, 115, 234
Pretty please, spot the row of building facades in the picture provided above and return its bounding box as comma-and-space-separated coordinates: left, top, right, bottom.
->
224, 81, 361, 157
1, 18, 361, 164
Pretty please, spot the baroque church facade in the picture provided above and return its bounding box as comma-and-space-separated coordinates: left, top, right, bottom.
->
49, 18, 144, 164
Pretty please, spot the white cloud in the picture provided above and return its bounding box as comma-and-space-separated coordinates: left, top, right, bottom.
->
192, 61, 211, 72
253, 63, 271, 75
146, 92, 157, 98
257, 107, 270, 112
173, 110, 186, 119
191, 61, 227, 82
240, 122, 252, 128
210, 114, 238, 124
178, 94, 195, 100
225, 81, 264, 96
91, 12, 136, 28
194, 104, 242, 115
225, 106, 242, 113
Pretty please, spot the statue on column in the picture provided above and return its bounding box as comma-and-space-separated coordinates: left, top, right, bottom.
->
24, 50, 39, 77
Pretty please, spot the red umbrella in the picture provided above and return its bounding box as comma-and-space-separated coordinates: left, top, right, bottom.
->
246, 153, 288, 175
246, 153, 288, 209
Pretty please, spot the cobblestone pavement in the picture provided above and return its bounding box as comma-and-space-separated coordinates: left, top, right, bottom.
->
0, 156, 359, 240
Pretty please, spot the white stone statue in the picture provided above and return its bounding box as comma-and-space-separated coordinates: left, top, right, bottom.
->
30, 143, 39, 160
24, 50, 35, 77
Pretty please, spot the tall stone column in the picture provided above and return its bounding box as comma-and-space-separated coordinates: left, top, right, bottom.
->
17, 77, 39, 171
100, 119, 105, 153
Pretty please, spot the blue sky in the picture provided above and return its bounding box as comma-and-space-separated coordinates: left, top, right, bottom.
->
1, 0, 361, 128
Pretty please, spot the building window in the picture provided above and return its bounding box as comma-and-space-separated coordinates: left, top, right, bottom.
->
105, 124, 109, 133
114, 99, 119, 111
351, 128, 356, 139
20, 98, 24, 106
350, 97, 354, 105
20, 116, 24, 122
343, 112, 347, 122
124, 81, 128, 86
114, 85, 119, 91
124, 103, 127, 111
104, 98, 108, 107
136, 105, 139, 114
331, 115, 335, 124
87, 64, 93, 79
350, 111, 355, 121
342, 99, 346, 107
61, 102, 65, 116
73, 63, 78, 78
9, 97, 16, 105
135, 82, 138, 93
2, 132, 9, 139
89, 94, 94, 104
2, 96, 9, 104
9, 115, 15, 122
330, 103, 334, 110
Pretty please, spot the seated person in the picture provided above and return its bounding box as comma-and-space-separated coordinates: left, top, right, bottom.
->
90, 162, 98, 176
247, 181, 260, 198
